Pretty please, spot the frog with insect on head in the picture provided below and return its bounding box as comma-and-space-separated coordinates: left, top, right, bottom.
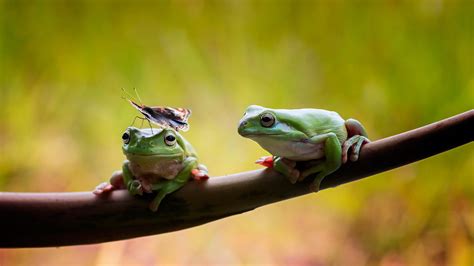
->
238, 105, 369, 192
94, 126, 208, 212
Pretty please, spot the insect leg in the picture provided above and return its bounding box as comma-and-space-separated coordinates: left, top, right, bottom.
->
147, 119, 154, 134
130, 116, 147, 128
130, 116, 138, 127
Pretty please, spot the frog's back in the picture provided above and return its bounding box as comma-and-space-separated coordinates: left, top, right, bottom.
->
276, 108, 347, 141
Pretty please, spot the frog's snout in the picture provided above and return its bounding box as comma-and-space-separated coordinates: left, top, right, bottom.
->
238, 120, 246, 133
238, 120, 249, 136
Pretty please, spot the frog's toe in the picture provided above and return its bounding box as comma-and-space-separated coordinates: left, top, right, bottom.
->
128, 180, 144, 196
287, 169, 300, 184
274, 157, 300, 183
191, 169, 209, 181
149, 201, 159, 212
255, 156, 274, 168
341, 152, 348, 164
281, 158, 297, 168
342, 140, 356, 164
298, 173, 308, 182
343, 135, 369, 163
93, 182, 114, 195
309, 182, 321, 193
308, 171, 328, 192
350, 153, 359, 162
350, 136, 369, 162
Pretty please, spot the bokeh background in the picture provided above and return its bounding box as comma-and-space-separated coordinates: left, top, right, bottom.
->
1, 0, 473, 265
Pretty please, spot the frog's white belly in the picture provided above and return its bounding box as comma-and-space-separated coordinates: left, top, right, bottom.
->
255, 137, 325, 161
127, 155, 184, 180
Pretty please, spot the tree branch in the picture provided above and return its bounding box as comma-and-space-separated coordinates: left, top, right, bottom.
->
1, 110, 472, 248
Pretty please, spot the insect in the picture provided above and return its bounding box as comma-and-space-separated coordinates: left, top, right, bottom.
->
122, 88, 192, 132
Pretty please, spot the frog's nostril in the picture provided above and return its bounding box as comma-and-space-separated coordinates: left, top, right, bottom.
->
239, 121, 248, 128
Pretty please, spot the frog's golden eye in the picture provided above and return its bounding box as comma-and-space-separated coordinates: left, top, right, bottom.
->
260, 113, 275, 127
122, 132, 130, 144
164, 133, 176, 146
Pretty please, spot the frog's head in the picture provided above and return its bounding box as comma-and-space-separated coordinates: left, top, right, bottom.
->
238, 105, 295, 139
121, 127, 186, 161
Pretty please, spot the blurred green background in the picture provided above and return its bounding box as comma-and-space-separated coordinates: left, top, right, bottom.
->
0, 0, 473, 265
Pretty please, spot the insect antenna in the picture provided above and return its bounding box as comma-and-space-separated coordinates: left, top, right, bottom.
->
133, 87, 143, 106
121, 88, 140, 105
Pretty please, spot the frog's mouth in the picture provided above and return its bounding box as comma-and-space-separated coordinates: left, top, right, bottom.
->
125, 153, 184, 160
240, 133, 285, 139
242, 133, 283, 136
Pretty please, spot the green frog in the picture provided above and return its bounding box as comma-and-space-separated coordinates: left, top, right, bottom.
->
238, 105, 369, 192
94, 127, 208, 211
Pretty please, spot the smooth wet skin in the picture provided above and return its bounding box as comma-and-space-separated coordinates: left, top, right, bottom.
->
238, 105, 369, 192
94, 127, 208, 211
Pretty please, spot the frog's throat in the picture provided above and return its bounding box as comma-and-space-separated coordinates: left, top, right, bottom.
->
125, 153, 184, 160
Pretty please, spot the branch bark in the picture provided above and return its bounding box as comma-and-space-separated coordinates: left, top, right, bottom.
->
1, 110, 472, 248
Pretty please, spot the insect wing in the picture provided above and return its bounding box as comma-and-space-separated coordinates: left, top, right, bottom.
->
167, 107, 192, 121
149, 107, 191, 122
126, 98, 191, 131
148, 107, 191, 131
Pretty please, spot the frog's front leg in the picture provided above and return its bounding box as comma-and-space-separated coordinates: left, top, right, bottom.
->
122, 160, 143, 196
149, 157, 198, 212
342, 119, 370, 163
300, 133, 342, 192
273, 157, 300, 183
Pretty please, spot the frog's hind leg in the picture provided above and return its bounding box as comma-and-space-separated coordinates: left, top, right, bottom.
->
149, 157, 198, 211
343, 119, 370, 163
149, 181, 184, 212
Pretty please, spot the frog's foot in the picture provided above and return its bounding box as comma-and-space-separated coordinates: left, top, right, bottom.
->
308, 171, 328, 192
342, 135, 370, 163
274, 157, 300, 184
300, 167, 331, 193
255, 156, 274, 168
149, 192, 166, 212
93, 170, 125, 195
191, 168, 209, 181
93, 182, 114, 195
300, 159, 341, 192
128, 180, 144, 196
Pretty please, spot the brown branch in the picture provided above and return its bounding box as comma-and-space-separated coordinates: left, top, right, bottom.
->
0, 110, 472, 248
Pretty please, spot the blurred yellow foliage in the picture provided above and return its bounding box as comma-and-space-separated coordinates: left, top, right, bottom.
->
0, 0, 473, 265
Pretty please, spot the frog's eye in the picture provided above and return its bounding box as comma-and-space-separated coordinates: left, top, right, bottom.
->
122, 132, 130, 144
164, 133, 176, 146
260, 113, 275, 127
